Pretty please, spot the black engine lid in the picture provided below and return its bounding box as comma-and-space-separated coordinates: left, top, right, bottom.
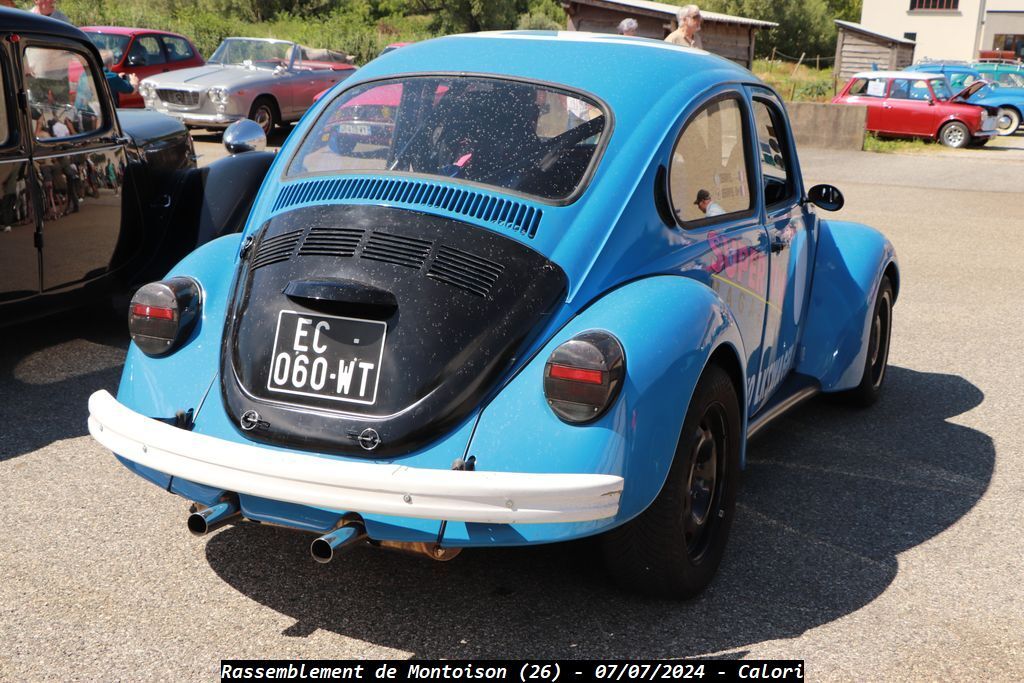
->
222, 203, 567, 457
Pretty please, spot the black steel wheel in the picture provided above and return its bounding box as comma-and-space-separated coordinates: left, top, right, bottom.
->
843, 276, 894, 407
248, 97, 278, 135
602, 363, 740, 599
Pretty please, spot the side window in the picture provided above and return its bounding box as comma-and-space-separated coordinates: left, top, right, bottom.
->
161, 36, 195, 63
129, 36, 167, 65
23, 47, 107, 139
859, 78, 889, 97
752, 100, 795, 208
0, 63, 8, 145
890, 79, 931, 100
669, 97, 751, 225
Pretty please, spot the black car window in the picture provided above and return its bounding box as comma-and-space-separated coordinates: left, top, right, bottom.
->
752, 99, 795, 208
129, 36, 167, 65
669, 96, 752, 225
23, 47, 107, 139
287, 76, 609, 202
0, 60, 8, 145
161, 36, 195, 63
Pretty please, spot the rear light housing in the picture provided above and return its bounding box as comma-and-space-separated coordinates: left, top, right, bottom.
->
128, 277, 202, 356
543, 331, 625, 424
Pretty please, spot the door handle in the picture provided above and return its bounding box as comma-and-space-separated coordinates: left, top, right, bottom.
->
770, 237, 786, 254
883, 103, 893, 109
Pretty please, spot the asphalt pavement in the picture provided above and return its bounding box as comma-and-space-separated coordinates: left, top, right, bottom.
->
1, 132, 1023, 681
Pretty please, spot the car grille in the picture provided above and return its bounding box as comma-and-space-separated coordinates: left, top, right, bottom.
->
982, 115, 997, 131
156, 89, 201, 106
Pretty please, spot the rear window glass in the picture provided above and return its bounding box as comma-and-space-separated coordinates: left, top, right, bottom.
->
287, 76, 608, 201
848, 77, 888, 97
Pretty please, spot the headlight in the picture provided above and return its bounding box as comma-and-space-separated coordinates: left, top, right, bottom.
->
128, 277, 202, 357
208, 87, 229, 105
139, 81, 156, 99
543, 331, 625, 424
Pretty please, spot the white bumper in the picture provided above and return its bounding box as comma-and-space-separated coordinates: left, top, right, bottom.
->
87, 390, 623, 524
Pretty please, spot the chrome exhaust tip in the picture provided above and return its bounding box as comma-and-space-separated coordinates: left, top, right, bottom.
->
311, 525, 367, 564
187, 500, 240, 536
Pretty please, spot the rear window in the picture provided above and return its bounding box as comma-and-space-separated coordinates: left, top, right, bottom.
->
848, 77, 888, 97
286, 76, 608, 202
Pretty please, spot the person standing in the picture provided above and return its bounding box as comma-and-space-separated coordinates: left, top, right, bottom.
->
665, 5, 703, 49
30, 0, 71, 24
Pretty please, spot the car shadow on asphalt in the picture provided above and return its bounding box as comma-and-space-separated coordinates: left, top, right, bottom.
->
203, 365, 993, 659
0, 308, 127, 462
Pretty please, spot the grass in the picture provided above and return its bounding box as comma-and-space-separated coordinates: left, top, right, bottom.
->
862, 133, 936, 154
752, 59, 837, 103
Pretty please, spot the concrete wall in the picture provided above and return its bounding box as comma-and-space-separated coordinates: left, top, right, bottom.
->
785, 102, 867, 151
861, 0, 985, 61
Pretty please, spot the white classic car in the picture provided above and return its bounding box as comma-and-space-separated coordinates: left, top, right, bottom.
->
139, 37, 357, 133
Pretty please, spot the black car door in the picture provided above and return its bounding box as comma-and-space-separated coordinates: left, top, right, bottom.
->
0, 40, 39, 307
21, 37, 127, 293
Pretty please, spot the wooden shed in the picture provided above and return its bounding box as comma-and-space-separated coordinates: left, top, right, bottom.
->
834, 20, 916, 81
563, 0, 777, 69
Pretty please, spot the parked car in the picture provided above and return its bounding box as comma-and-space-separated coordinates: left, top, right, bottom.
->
81, 27, 205, 108
833, 71, 1001, 147
139, 37, 357, 134
907, 63, 1024, 135
89, 32, 899, 598
0, 10, 274, 326
971, 60, 1024, 88
311, 41, 411, 103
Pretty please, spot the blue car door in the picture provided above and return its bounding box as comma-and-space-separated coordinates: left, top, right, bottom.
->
747, 88, 816, 409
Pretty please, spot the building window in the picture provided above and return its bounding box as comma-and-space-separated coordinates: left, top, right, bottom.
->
909, 0, 959, 10
904, 32, 917, 42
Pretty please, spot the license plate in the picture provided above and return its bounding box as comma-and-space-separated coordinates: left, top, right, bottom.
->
267, 310, 387, 405
338, 123, 371, 136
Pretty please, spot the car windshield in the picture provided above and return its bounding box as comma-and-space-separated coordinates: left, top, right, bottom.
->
86, 33, 130, 64
931, 78, 953, 100
209, 39, 294, 68
287, 76, 608, 201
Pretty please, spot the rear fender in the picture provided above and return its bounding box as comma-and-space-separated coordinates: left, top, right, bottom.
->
797, 220, 899, 391
448, 275, 747, 545
115, 234, 241, 488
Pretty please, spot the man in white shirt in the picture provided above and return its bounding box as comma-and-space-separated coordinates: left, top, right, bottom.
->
30, 0, 72, 24
664, 5, 703, 50
695, 189, 725, 217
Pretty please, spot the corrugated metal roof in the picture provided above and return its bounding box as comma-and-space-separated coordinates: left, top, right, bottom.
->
835, 20, 916, 46
569, 0, 778, 29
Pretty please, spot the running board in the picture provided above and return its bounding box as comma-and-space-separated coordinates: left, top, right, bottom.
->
747, 374, 820, 440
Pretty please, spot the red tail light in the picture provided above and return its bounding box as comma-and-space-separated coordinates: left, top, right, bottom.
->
543, 331, 625, 424
128, 278, 202, 356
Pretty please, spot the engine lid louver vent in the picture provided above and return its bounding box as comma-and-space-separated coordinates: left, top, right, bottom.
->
362, 231, 432, 270
298, 227, 364, 258
251, 229, 302, 270
271, 177, 543, 238
427, 246, 504, 298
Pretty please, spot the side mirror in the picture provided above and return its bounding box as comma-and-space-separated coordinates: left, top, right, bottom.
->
223, 119, 266, 154
127, 54, 147, 67
806, 184, 844, 212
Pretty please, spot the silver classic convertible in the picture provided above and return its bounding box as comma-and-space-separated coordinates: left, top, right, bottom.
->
139, 37, 357, 133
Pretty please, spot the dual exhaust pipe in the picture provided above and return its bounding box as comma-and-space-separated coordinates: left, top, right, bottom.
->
186, 500, 458, 563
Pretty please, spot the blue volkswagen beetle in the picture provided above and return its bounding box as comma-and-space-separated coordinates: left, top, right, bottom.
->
88, 32, 899, 598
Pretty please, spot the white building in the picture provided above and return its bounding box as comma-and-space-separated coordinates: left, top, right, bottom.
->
860, 0, 1024, 61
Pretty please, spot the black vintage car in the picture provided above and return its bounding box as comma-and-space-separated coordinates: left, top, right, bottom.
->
1, 10, 273, 325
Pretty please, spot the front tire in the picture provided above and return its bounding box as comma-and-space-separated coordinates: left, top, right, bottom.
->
939, 121, 970, 148
996, 107, 1020, 136
248, 97, 278, 135
602, 364, 740, 599
842, 276, 894, 408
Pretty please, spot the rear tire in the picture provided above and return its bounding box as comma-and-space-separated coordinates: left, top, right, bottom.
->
602, 364, 740, 599
842, 276, 893, 408
996, 107, 1020, 136
248, 97, 278, 135
939, 121, 970, 148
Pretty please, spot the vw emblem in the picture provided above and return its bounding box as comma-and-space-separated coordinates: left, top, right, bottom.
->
357, 428, 381, 451
240, 410, 261, 431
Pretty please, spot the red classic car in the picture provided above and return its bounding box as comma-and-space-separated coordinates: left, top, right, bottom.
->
81, 27, 204, 108
833, 70, 1001, 147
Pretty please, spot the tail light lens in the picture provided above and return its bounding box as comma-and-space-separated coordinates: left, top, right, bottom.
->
543, 331, 625, 424
128, 277, 202, 356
